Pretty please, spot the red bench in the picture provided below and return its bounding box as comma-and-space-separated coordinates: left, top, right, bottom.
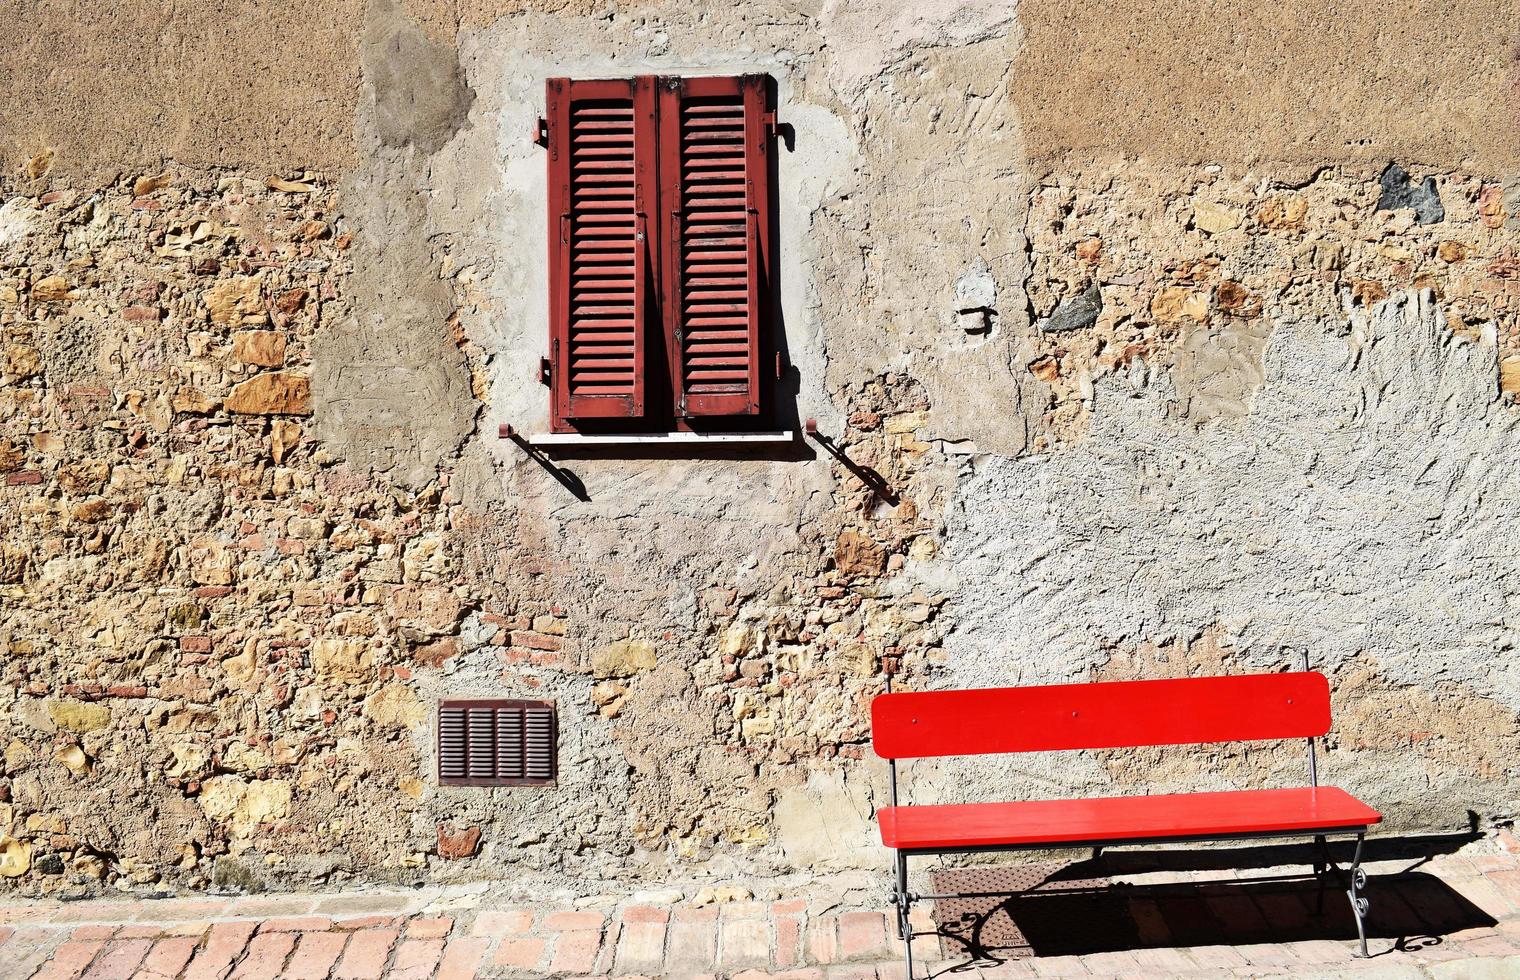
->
871, 671, 1381, 976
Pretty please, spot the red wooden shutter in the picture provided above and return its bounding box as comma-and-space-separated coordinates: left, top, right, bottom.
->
545, 77, 657, 428
658, 75, 770, 418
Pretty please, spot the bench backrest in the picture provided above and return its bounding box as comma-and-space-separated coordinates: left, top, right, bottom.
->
871, 672, 1331, 760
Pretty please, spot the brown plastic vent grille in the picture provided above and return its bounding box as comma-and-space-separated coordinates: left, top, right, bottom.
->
438, 699, 556, 787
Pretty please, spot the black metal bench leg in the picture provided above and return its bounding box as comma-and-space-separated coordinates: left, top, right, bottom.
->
895, 850, 915, 979
1346, 832, 1369, 957
1312, 834, 1329, 915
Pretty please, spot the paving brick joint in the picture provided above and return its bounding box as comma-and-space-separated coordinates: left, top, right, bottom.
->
3, 843, 1520, 978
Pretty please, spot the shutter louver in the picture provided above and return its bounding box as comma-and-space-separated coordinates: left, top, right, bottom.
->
437, 700, 556, 786
660, 75, 770, 418
546, 77, 657, 428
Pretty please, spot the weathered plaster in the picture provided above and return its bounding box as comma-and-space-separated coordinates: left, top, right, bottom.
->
7, 1, 1514, 177
944, 291, 1520, 825
1011, 0, 1520, 172
0, 0, 1517, 901
310, 0, 478, 490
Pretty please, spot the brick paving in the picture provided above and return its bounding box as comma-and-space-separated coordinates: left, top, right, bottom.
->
3, 838, 1520, 978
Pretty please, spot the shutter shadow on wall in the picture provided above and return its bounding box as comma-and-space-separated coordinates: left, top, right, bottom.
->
544, 74, 776, 434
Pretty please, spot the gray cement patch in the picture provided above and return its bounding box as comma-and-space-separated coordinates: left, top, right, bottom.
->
945, 290, 1520, 704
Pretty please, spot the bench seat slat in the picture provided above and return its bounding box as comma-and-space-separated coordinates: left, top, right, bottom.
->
878, 786, 1381, 851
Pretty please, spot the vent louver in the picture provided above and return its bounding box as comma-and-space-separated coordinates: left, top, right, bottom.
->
437, 699, 556, 787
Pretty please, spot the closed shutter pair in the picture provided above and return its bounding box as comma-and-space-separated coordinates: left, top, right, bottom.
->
544, 75, 773, 431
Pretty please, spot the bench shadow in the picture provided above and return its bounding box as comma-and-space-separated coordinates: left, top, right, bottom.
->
925, 834, 1492, 970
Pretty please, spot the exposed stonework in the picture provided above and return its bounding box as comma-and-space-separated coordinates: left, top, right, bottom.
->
0, 0, 1517, 905
1020, 164, 1520, 448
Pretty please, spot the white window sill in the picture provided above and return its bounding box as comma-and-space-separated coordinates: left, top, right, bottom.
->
523, 430, 797, 448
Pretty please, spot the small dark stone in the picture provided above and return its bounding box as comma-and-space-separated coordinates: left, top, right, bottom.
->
1039, 283, 1103, 332
211, 856, 266, 893
1376, 163, 1444, 224
167, 603, 206, 631
35, 853, 64, 875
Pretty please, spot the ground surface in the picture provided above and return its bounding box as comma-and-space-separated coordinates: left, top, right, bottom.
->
3, 837, 1519, 979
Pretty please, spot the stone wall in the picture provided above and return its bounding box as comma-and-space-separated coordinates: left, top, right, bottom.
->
0, 0, 1517, 897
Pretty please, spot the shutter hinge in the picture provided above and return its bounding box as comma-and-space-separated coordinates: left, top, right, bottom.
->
532, 117, 549, 148
763, 110, 778, 138
538, 356, 551, 385
776, 351, 785, 381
